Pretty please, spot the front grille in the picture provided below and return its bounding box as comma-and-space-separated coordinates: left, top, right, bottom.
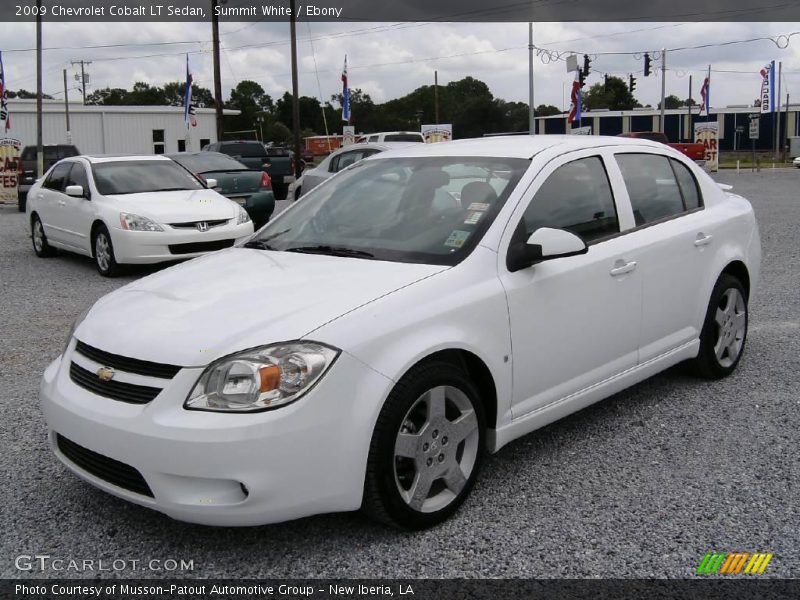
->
56, 434, 154, 497
69, 362, 161, 404
168, 239, 234, 255
75, 341, 181, 379
169, 218, 229, 230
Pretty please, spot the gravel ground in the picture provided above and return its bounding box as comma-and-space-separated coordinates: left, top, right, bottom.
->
1, 171, 798, 579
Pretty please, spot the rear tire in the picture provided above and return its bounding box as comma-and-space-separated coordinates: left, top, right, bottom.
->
31, 215, 56, 257
18, 193, 26, 212
362, 361, 485, 530
93, 225, 121, 277
272, 183, 288, 201
691, 274, 748, 379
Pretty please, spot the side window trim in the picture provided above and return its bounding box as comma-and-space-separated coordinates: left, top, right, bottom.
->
668, 157, 705, 210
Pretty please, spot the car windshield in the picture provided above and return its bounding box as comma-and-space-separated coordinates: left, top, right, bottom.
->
383, 134, 424, 142
91, 160, 205, 195
170, 153, 248, 173
221, 142, 266, 157
250, 156, 529, 266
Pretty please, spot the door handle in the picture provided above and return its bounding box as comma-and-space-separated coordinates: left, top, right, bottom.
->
694, 232, 713, 247
610, 260, 637, 276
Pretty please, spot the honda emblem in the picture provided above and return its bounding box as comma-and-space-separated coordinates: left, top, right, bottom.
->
196, 222, 209, 232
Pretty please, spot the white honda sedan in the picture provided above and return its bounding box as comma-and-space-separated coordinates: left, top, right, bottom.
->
40, 136, 760, 529
26, 155, 254, 276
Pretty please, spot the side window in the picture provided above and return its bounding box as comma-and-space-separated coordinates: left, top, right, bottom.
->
670, 158, 702, 210
43, 162, 72, 192
520, 156, 619, 243
616, 153, 686, 226
153, 129, 165, 155
66, 163, 90, 196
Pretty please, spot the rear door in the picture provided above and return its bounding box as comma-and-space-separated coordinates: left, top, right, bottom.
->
35, 161, 72, 244
610, 150, 715, 361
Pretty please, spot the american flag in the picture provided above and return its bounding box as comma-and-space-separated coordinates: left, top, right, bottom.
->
0, 51, 10, 133
341, 55, 350, 124
699, 76, 710, 115
568, 69, 582, 124
184, 54, 197, 128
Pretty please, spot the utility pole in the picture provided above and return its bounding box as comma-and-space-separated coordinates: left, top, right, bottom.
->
659, 49, 666, 133
289, 0, 302, 176
63, 69, 71, 144
211, 0, 224, 142
775, 61, 782, 161
687, 75, 692, 143
36, 0, 43, 179
528, 22, 535, 135
783, 92, 790, 163
70, 60, 91, 104
434, 70, 439, 125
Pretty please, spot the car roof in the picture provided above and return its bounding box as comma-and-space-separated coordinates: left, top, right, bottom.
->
372, 135, 666, 159
77, 155, 174, 164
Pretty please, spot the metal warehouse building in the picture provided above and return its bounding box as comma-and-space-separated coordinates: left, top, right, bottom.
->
534, 105, 800, 153
5, 99, 239, 154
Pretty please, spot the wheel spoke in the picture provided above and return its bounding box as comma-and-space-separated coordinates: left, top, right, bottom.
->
443, 465, 468, 494
395, 432, 420, 459
732, 312, 746, 334
714, 336, 726, 360
406, 471, 433, 510
426, 386, 446, 422
714, 307, 727, 328
449, 409, 478, 444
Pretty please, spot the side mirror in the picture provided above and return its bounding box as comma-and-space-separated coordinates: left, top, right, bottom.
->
65, 185, 85, 198
506, 227, 587, 273
204, 178, 218, 189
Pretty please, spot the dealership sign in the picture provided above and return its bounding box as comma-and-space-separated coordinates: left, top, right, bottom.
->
0, 137, 20, 204
694, 122, 719, 171
421, 124, 453, 143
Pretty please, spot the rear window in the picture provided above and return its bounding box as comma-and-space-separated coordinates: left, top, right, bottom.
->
169, 153, 248, 173
265, 147, 290, 157
58, 146, 80, 158
384, 134, 424, 143
616, 153, 686, 225
219, 142, 266, 158
670, 158, 703, 210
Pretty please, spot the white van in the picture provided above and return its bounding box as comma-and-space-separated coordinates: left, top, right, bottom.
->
359, 131, 425, 143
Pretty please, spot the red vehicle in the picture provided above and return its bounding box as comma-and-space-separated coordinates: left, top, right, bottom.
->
618, 131, 706, 163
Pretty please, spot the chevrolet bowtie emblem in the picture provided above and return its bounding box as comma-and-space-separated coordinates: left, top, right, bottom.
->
96, 367, 115, 382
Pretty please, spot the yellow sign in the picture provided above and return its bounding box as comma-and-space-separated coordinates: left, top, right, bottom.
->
0, 138, 21, 204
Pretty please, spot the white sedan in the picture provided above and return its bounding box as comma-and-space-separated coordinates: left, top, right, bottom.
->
294, 142, 413, 199
40, 136, 760, 529
26, 155, 254, 276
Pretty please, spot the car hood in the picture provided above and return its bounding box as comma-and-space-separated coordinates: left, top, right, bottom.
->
76, 248, 447, 367
106, 189, 237, 223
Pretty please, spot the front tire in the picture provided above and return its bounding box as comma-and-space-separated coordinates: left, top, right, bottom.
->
18, 192, 26, 212
31, 215, 56, 257
272, 182, 288, 201
691, 274, 748, 379
362, 361, 485, 530
93, 225, 121, 277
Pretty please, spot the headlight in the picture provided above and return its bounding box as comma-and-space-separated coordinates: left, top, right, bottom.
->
62, 307, 90, 356
120, 212, 164, 232
236, 205, 251, 225
185, 342, 339, 412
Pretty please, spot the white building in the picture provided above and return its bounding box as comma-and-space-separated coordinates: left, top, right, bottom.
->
5, 98, 240, 154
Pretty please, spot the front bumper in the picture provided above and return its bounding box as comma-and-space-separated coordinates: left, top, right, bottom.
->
109, 221, 254, 265
39, 342, 392, 526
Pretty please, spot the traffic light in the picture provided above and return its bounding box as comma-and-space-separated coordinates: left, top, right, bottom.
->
579, 69, 586, 88
583, 54, 592, 76
629, 74, 637, 93
644, 53, 652, 77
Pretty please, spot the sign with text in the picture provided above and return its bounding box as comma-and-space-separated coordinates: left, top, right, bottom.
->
0, 137, 21, 204
421, 124, 453, 143
342, 126, 355, 146
694, 122, 719, 171
749, 116, 760, 140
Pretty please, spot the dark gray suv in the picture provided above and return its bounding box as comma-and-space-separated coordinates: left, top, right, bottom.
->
17, 144, 80, 211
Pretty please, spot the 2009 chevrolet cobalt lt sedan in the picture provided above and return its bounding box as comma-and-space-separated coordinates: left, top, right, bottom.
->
40, 136, 761, 529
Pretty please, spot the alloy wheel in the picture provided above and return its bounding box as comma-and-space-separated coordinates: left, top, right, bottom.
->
95, 233, 111, 272
713, 287, 747, 368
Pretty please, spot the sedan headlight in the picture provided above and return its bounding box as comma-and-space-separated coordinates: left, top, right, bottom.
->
120, 212, 164, 232
62, 307, 90, 356
236, 205, 251, 225
185, 342, 339, 412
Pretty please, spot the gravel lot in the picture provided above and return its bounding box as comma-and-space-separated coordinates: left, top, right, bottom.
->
1, 171, 798, 579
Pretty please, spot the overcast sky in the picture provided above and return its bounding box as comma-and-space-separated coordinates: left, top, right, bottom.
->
2, 21, 799, 114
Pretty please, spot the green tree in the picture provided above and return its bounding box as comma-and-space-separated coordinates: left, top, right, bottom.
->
125, 82, 167, 105
225, 80, 275, 134
162, 81, 214, 107
535, 104, 562, 117
8, 89, 53, 99
85, 87, 128, 105
658, 94, 683, 110
582, 76, 640, 111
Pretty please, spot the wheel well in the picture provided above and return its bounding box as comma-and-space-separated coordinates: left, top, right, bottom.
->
89, 221, 106, 256
29, 211, 39, 226
721, 261, 750, 300
414, 349, 498, 430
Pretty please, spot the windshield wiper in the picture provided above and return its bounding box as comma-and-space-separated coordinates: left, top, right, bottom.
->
242, 240, 277, 250
285, 245, 375, 259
